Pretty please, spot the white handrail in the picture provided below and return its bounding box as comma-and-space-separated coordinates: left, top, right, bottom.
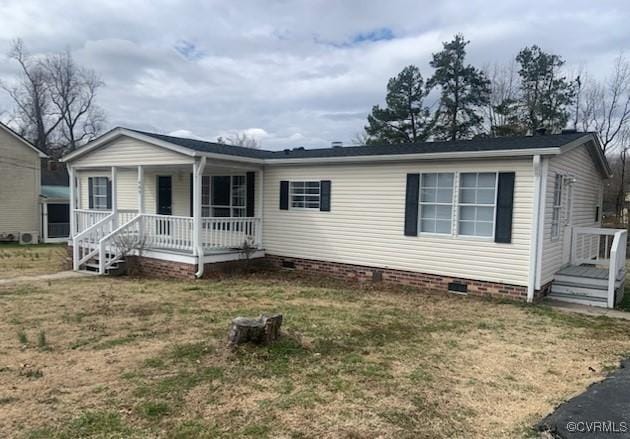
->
98, 215, 142, 274
74, 209, 112, 234
607, 230, 627, 308
72, 213, 115, 270
572, 227, 623, 266
142, 214, 195, 252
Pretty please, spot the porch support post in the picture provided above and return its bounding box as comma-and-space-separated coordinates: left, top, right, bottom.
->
193, 157, 207, 277
42, 202, 49, 243
67, 165, 75, 237
137, 165, 145, 214
257, 168, 264, 248
111, 166, 118, 227
527, 155, 543, 303
137, 165, 145, 240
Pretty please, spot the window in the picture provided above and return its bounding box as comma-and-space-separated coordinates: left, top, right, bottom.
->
201, 175, 246, 217
458, 172, 497, 237
420, 173, 454, 234
91, 177, 109, 210
290, 181, 320, 209
551, 174, 563, 239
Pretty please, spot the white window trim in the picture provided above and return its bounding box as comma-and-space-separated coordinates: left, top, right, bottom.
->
289, 180, 321, 210
418, 172, 455, 236
91, 176, 109, 210
551, 173, 563, 241
416, 171, 501, 241
457, 172, 499, 240
202, 174, 247, 217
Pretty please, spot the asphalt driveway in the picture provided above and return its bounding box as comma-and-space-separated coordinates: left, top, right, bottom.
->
538, 359, 630, 438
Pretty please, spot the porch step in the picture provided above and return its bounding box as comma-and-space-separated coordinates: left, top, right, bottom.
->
546, 291, 609, 308
550, 282, 608, 299
81, 258, 125, 274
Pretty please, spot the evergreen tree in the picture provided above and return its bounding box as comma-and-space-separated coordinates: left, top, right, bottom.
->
516, 45, 575, 133
429, 34, 491, 141
365, 65, 433, 144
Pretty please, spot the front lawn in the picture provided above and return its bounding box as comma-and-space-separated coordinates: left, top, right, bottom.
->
1, 272, 630, 438
0, 243, 68, 279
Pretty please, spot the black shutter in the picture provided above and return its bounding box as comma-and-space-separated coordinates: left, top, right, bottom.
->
404, 174, 420, 236
280, 181, 289, 210
495, 172, 515, 243
106, 178, 112, 210
246, 172, 255, 217
189, 173, 193, 217
320, 180, 331, 212
88, 177, 94, 209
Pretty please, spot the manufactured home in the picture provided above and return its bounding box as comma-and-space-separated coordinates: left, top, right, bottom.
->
61, 128, 625, 308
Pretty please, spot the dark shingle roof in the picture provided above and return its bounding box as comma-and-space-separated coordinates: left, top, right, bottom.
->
130, 130, 271, 159
132, 129, 591, 160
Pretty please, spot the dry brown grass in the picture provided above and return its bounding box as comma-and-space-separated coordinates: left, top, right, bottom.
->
0, 269, 629, 438
0, 244, 68, 279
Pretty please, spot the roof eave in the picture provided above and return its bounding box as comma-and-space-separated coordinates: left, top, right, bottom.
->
263, 147, 562, 165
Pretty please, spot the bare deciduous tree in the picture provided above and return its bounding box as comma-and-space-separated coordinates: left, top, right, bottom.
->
45, 50, 105, 154
579, 54, 630, 154
484, 62, 524, 136
1, 39, 105, 157
0, 39, 64, 152
217, 132, 260, 148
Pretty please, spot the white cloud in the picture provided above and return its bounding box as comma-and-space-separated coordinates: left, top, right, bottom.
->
0, 0, 628, 149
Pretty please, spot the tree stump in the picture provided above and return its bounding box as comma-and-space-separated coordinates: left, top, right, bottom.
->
227, 314, 283, 346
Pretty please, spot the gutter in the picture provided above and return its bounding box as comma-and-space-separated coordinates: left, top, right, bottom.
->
527, 155, 543, 302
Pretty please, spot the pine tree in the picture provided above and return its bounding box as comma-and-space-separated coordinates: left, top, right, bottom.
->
365, 65, 433, 144
516, 45, 575, 133
429, 34, 491, 141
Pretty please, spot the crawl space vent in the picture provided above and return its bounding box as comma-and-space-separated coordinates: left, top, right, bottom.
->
447, 282, 468, 295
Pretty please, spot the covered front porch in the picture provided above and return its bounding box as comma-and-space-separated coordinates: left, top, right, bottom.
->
68, 158, 264, 275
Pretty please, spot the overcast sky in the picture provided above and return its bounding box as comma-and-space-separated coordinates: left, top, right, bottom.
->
0, 0, 629, 149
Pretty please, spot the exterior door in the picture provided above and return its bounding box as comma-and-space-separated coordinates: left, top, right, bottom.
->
561, 181, 574, 265
157, 176, 172, 234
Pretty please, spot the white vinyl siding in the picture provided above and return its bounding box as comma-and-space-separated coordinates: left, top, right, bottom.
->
263, 159, 533, 287
73, 137, 192, 167
419, 173, 453, 234
0, 126, 40, 236
539, 145, 604, 286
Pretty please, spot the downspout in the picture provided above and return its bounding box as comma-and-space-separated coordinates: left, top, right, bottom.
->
194, 157, 207, 278
527, 155, 543, 303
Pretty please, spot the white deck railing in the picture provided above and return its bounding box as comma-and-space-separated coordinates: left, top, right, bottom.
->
72, 213, 115, 270
201, 217, 262, 250
71, 210, 263, 272
571, 227, 627, 307
143, 214, 195, 252
74, 209, 111, 234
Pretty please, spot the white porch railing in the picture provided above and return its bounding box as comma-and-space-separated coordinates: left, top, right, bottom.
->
201, 217, 262, 250
571, 227, 627, 308
143, 214, 195, 252
117, 209, 138, 226
72, 213, 115, 270
72, 211, 262, 272
99, 215, 143, 274
74, 209, 111, 234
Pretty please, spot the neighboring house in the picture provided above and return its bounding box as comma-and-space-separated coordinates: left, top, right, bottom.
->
0, 122, 47, 243
61, 127, 625, 308
40, 160, 70, 243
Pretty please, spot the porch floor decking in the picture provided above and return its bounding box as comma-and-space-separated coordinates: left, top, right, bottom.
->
556, 265, 609, 280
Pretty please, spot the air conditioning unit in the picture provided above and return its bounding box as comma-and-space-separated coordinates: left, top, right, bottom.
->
19, 231, 39, 245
